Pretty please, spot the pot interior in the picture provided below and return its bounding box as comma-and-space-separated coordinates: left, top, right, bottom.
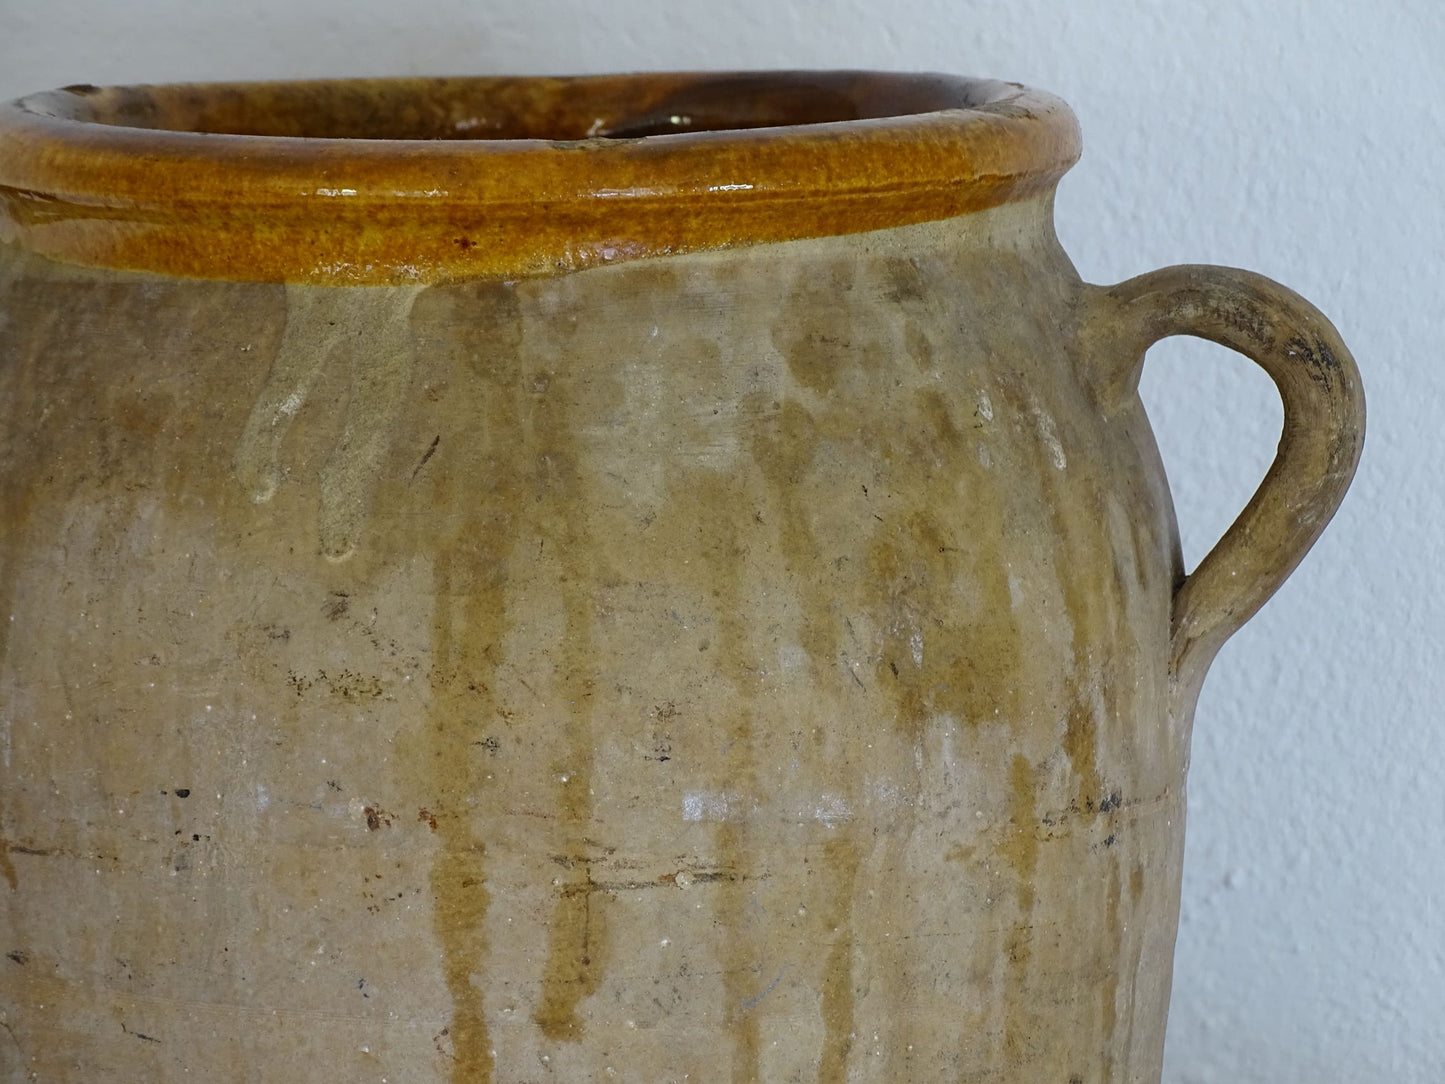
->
31, 72, 1000, 142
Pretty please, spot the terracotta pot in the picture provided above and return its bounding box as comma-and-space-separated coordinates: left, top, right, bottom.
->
0, 73, 1363, 1082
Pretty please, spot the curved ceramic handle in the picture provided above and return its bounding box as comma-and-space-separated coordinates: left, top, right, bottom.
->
1099, 266, 1365, 697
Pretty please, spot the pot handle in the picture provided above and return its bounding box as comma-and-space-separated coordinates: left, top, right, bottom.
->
1094, 266, 1365, 695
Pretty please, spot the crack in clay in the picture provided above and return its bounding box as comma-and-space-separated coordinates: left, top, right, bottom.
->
233, 285, 421, 560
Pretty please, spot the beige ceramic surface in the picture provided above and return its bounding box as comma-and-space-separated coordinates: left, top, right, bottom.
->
0, 75, 1363, 1083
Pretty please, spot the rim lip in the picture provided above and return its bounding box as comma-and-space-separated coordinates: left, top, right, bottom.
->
0, 72, 1082, 284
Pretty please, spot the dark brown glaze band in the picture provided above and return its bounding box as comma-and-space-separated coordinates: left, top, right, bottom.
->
0, 72, 1081, 284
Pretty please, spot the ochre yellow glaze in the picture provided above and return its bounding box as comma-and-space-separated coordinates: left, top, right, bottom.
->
0, 72, 1079, 284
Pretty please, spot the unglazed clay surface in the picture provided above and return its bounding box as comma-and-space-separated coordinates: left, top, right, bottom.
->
0, 201, 1193, 1081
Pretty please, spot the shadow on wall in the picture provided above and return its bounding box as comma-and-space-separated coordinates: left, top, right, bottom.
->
1164, 1027, 1355, 1084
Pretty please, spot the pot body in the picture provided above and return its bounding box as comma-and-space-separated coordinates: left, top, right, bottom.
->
0, 197, 1200, 1081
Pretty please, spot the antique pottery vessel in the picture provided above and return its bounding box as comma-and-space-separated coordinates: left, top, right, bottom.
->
0, 73, 1363, 1081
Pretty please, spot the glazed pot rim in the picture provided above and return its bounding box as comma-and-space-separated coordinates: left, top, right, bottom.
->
0, 71, 1081, 285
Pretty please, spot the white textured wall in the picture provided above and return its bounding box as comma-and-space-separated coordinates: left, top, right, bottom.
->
2, 3, 1439, 1080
